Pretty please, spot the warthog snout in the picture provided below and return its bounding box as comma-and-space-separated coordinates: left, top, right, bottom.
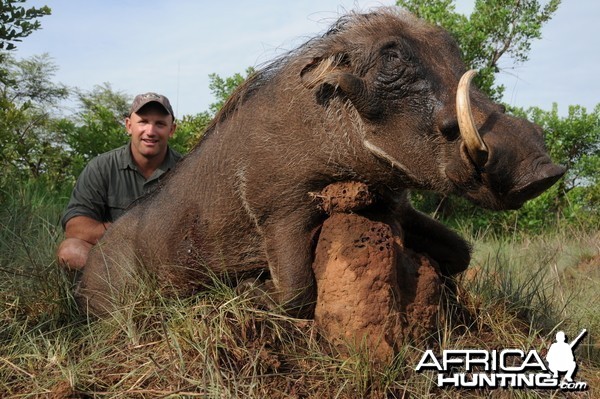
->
505, 161, 566, 209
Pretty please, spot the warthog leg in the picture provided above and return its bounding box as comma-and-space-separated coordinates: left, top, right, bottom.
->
261, 210, 319, 317
399, 207, 471, 275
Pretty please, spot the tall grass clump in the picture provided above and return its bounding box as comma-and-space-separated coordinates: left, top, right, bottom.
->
0, 180, 76, 320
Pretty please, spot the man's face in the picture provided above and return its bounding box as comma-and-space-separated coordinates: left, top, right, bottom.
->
125, 103, 176, 161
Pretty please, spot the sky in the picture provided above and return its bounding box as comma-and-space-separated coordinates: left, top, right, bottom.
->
11, 0, 600, 118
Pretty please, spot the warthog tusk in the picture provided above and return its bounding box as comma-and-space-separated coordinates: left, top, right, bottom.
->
363, 139, 422, 184
457, 70, 488, 166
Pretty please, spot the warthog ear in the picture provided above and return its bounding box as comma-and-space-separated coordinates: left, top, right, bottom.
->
300, 56, 340, 89
300, 56, 380, 118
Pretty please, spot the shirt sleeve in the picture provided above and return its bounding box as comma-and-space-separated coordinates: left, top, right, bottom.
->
60, 157, 109, 230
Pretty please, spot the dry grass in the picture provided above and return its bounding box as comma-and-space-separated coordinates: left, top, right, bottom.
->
1, 189, 598, 398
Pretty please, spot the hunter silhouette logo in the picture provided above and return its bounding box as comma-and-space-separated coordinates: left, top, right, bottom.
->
415, 329, 588, 391
546, 329, 587, 383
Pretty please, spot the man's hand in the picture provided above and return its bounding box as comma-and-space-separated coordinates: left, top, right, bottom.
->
57, 216, 112, 270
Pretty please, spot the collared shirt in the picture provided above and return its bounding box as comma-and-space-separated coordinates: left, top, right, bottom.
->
61, 143, 182, 230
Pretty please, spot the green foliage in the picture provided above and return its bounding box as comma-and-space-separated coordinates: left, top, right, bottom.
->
0, 53, 69, 193
57, 83, 131, 176
0, 57, 139, 195
74, 81, 131, 120
396, 0, 560, 100
516, 104, 600, 228
169, 111, 212, 154
0, 0, 50, 51
207, 67, 255, 114
515, 104, 600, 192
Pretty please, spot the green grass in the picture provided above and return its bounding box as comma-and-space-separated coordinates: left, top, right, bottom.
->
1, 185, 598, 398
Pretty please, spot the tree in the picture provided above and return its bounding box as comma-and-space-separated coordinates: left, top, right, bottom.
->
0, 53, 69, 191
0, 2, 61, 196
74, 82, 131, 122
169, 112, 211, 154
0, 0, 51, 84
396, 0, 560, 100
59, 83, 131, 176
207, 67, 255, 115
0, 0, 50, 51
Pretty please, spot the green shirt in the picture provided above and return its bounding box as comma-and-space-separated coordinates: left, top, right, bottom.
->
61, 143, 182, 230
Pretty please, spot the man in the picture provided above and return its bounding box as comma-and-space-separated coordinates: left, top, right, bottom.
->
57, 92, 182, 270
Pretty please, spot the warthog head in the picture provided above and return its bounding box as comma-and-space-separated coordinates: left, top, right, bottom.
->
444, 70, 566, 209
300, 9, 565, 210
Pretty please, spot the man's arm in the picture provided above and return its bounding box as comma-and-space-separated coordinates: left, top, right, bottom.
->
65, 215, 112, 245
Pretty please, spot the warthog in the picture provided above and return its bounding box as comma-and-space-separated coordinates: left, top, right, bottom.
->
77, 8, 565, 316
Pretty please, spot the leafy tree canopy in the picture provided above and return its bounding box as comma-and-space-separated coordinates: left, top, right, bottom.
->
58, 83, 131, 176
0, 53, 68, 189
0, 0, 50, 51
207, 67, 255, 115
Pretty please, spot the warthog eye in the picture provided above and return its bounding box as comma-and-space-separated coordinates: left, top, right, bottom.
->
383, 50, 400, 62
379, 40, 414, 69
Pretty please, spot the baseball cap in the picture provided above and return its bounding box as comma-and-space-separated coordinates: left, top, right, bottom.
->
129, 92, 174, 117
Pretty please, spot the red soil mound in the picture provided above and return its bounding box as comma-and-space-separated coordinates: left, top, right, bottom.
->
312, 182, 442, 363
